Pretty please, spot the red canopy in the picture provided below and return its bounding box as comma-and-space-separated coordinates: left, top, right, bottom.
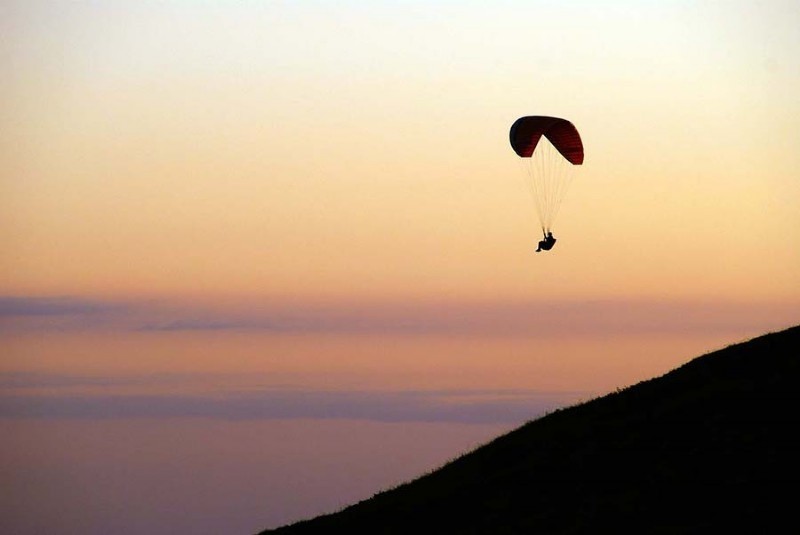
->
509, 116, 584, 165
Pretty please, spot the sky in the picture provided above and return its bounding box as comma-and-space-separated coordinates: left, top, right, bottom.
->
2, 1, 799, 534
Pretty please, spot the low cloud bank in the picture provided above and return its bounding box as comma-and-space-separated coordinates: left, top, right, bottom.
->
2, 295, 796, 338
0, 386, 587, 424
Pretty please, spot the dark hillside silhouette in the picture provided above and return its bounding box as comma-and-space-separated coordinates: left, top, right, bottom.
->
258, 324, 800, 534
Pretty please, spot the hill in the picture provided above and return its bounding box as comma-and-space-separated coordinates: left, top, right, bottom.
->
258, 325, 800, 534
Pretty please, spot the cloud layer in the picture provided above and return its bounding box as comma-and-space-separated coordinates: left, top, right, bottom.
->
0, 372, 586, 424
2, 295, 797, 337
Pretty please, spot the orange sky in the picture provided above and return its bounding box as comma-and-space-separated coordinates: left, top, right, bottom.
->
2, 0, 798, 403
2, 0, 798, 409
2, 2, 798, 307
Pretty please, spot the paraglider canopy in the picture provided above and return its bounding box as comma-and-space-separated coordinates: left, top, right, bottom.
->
509, 116, 584, 164
509, 115, 584, 238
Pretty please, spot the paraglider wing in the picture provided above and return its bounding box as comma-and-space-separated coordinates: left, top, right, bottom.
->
509, 116, 584, 164
509, 116, 584, 236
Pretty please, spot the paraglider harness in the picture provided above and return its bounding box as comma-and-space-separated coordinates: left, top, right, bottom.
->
536, 231, 556, 253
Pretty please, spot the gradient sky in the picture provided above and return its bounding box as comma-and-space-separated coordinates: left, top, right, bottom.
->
3, 0, 798, 303
2, 2, 799, 534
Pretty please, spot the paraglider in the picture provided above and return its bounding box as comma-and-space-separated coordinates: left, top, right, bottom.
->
509, 116, 584, 253
536, 231, 556, 253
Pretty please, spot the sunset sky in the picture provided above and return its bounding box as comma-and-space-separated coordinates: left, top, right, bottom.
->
2, 2, 799, 534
